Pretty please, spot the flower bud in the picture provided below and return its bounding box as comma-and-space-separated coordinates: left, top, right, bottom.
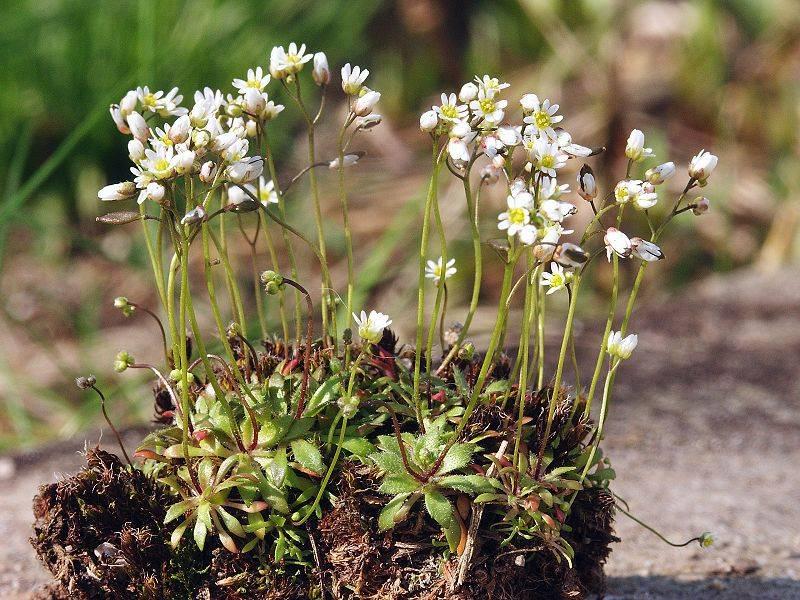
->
328, 153, 361, 169
114, 351, 135, 373
226, 157, 263, 184
260, 270, 285, 295
554, 242, 589, 268
199, 161, 217, 184
577, 164, 597, 201
354, 90, 381, 117
692, 196, 710, 215
356, 114, 382, 130
243, 89, 266, 115
519, 93, 537, 113
113, 296, 135, 317
480, 163, 502, 185
119, 90, 138, 116
459, 82, 478, 103
128, 139, 145, 162
98, 181, 137, 201
172, 149, 195, 175
625, 129, 653, 161
192, 128, 212, 149
699, 532, 714, 548
688, 150, 718, 183
630, 237, 664, 262
109, 105, 130, 135
145, 182, 166, 204
604, 227, 632, 260
75, 375, 97, 390
245, 120, 258, 138
168, 115, 191, 144
312, 52, 330, 86
607, 330, 638, 360
180, 205, 206, 225
419, 109, 438, 132
126, 111, 150, 143
645, 161, 675, 185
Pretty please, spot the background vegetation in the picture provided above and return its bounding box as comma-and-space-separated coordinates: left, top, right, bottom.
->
1, 0, 798, 450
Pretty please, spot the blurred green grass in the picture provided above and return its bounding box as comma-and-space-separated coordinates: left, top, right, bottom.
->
1, 0, 798, 450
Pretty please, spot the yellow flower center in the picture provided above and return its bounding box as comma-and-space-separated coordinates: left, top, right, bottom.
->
154, 158, 170, 172
440, 104, 459, 119
143, 93, 157, 108
533, 110, 551, 129
508, 207, 527, 225
246, 78, 260, 88
540, 154, 555, 169
479, 98, 496, 114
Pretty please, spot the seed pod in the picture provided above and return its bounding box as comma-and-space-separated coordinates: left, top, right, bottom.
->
96, 211, 143, 225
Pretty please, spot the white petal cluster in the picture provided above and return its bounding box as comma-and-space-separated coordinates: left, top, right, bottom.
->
607, 331, 638, 360
425, 257, 457, 285
269, 42, 313, 79
353, 310, 392, 344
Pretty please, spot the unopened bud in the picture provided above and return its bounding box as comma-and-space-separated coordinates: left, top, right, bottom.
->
75, 375, 97, 390
260, 270, 285, 295
199, 161, 217, 184
114, 351, 135, 373
644, 161, 675, 185
699, 532, 714, 548
113, 296, 135, 317
692, 196, 710, 215
419, 110, 438, 133
354, 90, 380, 117
180, 205, 206, 225
312, 52, 330, 86
459, 82, 478, 103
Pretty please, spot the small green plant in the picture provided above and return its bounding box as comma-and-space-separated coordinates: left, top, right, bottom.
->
79, 40, 719, 594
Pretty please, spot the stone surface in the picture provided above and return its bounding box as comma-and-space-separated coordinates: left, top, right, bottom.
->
1, 268, 799, 598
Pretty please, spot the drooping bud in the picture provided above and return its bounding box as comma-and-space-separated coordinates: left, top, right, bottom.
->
199, 161, 217, 184
260, 270, 285, 295
75, 375, 97, 390
692, 196, 710, 215
329, 153, 363, 169
180, 205, 206, 225
113, 296, 135, 317
630, 237, 664, 262
577, 164, 597, 201
645, 161, 675, 185
607, 331, 638, 360
226, 157, 263, 184
354, 90, 381, 117
126, 111, 150, 143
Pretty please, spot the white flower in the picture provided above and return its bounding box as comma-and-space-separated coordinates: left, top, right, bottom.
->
604, 227, 632, 261
227, 183, 254, 206
109, 105, 130, 134
141, 144, 175, 180
425, 257, 457, 284
232, 67, 270, 92
98, 181, 137, 201
497, 194, 531, 237
614, 179, 643, 204
607, 330, 638, 360
533, 223, 569, 260
328, 154, 361, 169
530, 136, 567, 177
634, 182, 658, 210
459, 82, 478, 103
199, 161, 217, 184
474, 75, 510, 98
226, 157, 263, 184
692, 196, 710, 215
354, 90, 380, 117
447, 120, 472, 163
540, 199, 576, 223
555, 130, 592, 157
341, 63, 369, 95
261, 99, 285, 121
554, 242, 589, 268
258, 177, 278, 205
521, 94, 563, 139
353, 310, 392, 344
172, 148, 195, 175
688, 149, 718, 183
630, 237, 664, 262
221, 137, 249, 163
537, 176, 570, 201
269, 43, 313, 79
497, 126, 521, 147
578, 165, 597, 201
469, 89, 507, 124
645, 161, 675, 185
126, 111, 150, 143
136, 86, 185, 117
168, 115, 191, 144
243, 89, 267, 115
434, 93, 468, 123
420, 109, 439, 132
625, 129, 654, 162
540, 263, 572, 295
355, 114, 382, 130
312, 52, 330, 86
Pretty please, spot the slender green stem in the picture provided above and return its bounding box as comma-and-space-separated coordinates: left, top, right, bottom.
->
512, 263, 535, 472
425, 177, 448, 372
336, 118, 356, 329
577, 360, 620, 486
139, 204, 168, 311
584, 254, 618, 417
260, 211, 290, 344
412, 144, 442, 409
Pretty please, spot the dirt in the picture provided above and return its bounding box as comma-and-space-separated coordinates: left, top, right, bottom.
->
1, 267, 799, 599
